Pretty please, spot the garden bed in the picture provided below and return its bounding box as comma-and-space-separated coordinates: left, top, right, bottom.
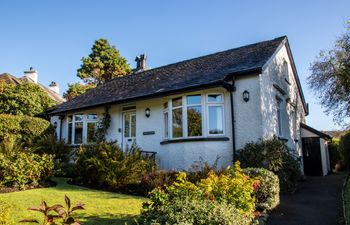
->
0, 179, 56, 193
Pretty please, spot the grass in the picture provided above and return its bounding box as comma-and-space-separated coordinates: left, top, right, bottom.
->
0, 177, 146, 224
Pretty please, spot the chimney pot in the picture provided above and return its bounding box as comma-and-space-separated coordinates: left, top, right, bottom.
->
135, 54, 147, 72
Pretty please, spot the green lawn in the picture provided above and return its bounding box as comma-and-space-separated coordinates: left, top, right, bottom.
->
0, 177, 146, 224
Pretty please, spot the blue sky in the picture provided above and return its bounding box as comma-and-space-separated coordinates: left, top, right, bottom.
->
0, 0, 349, 130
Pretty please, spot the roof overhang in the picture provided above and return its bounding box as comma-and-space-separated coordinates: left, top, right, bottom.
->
300, 123, 332, 140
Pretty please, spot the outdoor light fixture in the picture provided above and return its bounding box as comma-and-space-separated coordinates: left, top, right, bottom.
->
243, 90, 250, 102
53, 121, 58, 128
145, 108, 151, 117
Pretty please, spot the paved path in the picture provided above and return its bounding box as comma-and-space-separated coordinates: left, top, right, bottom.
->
268, 173, 346, 225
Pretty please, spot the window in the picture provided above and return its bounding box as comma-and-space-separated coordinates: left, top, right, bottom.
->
277, 98, 283, 136
74, 115, 83, 144
187, 95, 202, 136
172, 97, 183, 138
67, 115, 73, 144
163, 102, 169, 138
163, 93, 225, 139
66, 113, 99, 144
207, 94, 224, 135
86, 114, 98, 143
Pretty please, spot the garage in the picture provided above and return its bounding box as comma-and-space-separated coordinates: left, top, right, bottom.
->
300, 123, 332, 176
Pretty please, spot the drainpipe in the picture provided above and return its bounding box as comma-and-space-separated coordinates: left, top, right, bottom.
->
230, 80, 236, 163
59, 115, 64, 141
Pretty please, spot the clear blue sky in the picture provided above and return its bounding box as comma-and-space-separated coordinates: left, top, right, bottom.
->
1, 0, 349, 130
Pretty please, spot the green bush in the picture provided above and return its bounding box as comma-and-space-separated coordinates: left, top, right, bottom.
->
243, 167, 280, 212
328, 139, 342, 170
75, 142, 156, 188
140, 162, 255, 225
236, 137, 301, 193
140, 170, 178, 195
340, 132, 350, 170
0, 152, 54, 189
0, 114, 53, 148
0, 201, 10, 225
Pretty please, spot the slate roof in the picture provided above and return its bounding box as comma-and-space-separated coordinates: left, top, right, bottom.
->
0, 73, 65, 104
50, 36, 293, 115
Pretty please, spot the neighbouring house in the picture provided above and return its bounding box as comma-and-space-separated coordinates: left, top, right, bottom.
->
0, 67, 65, 104
49, 36, 331, 174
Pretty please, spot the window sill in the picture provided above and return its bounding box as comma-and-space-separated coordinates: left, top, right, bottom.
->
160, 137, 229, 145
278, 137, 288, 142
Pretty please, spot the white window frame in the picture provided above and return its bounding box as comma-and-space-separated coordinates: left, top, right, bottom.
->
206, 93, 225, 136
163, 92, 225, 140
276, 97, 283, 137
66, 113, 99, 145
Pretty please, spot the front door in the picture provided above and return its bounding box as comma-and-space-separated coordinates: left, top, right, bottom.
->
302, 137, 322, 176
122, 111, 136, 150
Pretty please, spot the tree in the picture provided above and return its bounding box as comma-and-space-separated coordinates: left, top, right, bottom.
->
308, 21, 350, 126
0, 82, 55, 117
63, 82, 96, 101
77, 38, 132, 85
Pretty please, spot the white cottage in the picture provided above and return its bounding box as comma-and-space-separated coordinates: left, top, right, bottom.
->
49, 36, 330, 174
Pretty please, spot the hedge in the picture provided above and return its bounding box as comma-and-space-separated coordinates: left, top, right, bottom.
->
0, 114, 53, 145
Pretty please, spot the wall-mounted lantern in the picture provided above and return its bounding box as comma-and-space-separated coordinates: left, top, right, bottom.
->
145, 108, 151, 118
53, 121, 58, 129
243, 90, 250, 102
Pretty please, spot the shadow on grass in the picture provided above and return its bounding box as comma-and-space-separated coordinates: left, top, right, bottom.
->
82, 214, 138, 225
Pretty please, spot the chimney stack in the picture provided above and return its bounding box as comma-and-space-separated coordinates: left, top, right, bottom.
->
135, 54, 148, 72
24, 67, 38, 83
49, 81, 59, 94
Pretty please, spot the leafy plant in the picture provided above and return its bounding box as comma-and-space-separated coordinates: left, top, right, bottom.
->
243, 167, 280, 212
140, 162, 256, 225
0, 152, 54, 189
339, 132, 350, 170
94, 107, 111, 142
20, 195, 84, 225
74, 141, 156, 188
236, 137, 301, 193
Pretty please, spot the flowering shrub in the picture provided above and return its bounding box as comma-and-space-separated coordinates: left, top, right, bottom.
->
139, 162, 256, 225
243, 167, 280, 212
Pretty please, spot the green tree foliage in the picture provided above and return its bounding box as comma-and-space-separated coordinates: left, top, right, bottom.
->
308, 21, 350, 126
0, 82, 55, 117
77, 38, 132, 85
63, 82, 96, 101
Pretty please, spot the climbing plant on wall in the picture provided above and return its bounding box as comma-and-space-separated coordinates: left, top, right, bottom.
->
95, 106, 111, 142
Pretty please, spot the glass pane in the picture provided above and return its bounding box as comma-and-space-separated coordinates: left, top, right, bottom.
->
74, 122, 83, 144
208, 94, 223, 103
87, 122, 96, 143
164, 112, 169, 138
172, 108, 183, 138
187, 106, 202, 136
131, 114, 136, 137
163, 102, 168, 109
124, 114, 130, 138
172, 97, 182, 107
187, 95, 201, 105
87, 114, 98, 120
68, 123, 72, 144
208, 106, 223, 134
75, 114, 84, 122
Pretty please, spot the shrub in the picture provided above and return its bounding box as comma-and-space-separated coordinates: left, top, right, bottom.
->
243, 167, 279, 212
75, 141, 156, 188
340, 132, 350, 170
140, 162, 255, 225
0, 201, 10, 225
236, 137, 301, 193
0, 114, 53, 148
140, 170, 178, 195
34, 133, 75, 177
0, 151, 54, 189
328, 139, 342, 170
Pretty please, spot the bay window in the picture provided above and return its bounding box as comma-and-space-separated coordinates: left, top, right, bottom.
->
163, 93, 224, 139
66, 113, 99, 144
